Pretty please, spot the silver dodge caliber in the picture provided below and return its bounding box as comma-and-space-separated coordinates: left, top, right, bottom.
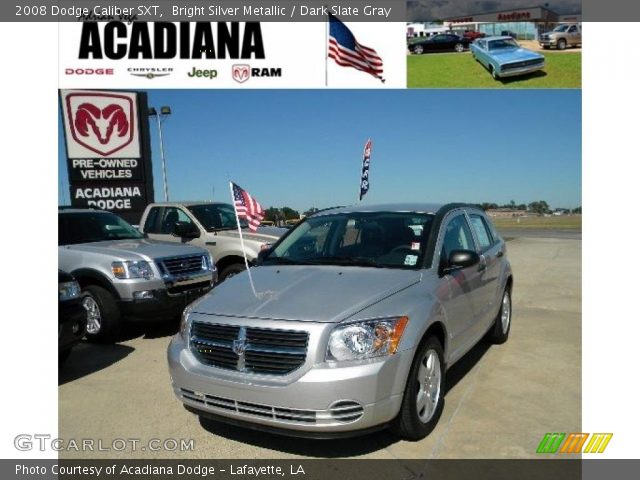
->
168, 203, 513, 440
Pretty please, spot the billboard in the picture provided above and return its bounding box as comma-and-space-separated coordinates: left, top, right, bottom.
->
60, 89, 154, 224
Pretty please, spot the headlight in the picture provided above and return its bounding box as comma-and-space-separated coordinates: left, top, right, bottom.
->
326, 316, 409, 362
202, 253, 215, 271
59, 281, 81, 301
112, 261, 154, 279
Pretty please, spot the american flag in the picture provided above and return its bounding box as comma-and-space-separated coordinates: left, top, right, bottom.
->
328, 14, 384, 83
231, 182, 264, 232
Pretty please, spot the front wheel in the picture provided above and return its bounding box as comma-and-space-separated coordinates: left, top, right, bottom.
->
219, 263, 246, 282
82, 285, 121, 344
390, 336, 445, 440
487, 287, 512, 344
557, 39, 567, 50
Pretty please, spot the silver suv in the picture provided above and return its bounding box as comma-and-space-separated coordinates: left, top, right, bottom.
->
140, 202, 286, 282
59, 208, 217, 343
168, 203, 513, 440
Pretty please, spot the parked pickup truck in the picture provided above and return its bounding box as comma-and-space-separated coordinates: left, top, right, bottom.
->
139, 202, 287, 282
59, 208, 216, 343
539, 23, 581, 50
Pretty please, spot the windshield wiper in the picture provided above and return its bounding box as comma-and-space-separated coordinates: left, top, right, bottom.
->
262, 257, 310, 266
307, 256, 382, 267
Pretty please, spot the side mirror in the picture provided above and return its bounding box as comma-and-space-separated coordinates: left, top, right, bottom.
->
173, 221, 200, 239
256, 247, 272, 265
441, 249, 480, 275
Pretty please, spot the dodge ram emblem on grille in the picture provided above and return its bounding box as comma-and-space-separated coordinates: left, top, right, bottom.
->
233, 326, 247, 371
232, 339, 246, 355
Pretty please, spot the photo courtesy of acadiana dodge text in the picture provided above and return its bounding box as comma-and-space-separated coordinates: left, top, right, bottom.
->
58, 89, 581, 459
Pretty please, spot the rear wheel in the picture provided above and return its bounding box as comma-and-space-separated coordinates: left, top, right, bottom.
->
413, 45, 424, 55
390, 336, 445, 440
82, 285, 121, 344
59, 348, 72, 365
487, 287, 512, 344
454, 43, 464, 53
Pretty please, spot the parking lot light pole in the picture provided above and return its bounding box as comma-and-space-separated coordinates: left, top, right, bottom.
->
149, 106, 172, 202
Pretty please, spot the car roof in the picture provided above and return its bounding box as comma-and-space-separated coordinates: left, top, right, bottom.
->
58, 207, 108, 214
311, 203, 480, 217
483, 36, 515, 41
147, 201, 231, 207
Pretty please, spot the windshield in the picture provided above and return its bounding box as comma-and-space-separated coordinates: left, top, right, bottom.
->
552, 25, 570, 32
489, 38, 519, 50
187, 203, 248, 231
59, 212, 144, 245
264, 212, 434, 269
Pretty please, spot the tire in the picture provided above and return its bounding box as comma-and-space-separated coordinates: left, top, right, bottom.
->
390, 336, 445, 441
557, 38, 567, 50
82, 285, 121, 344
59, 348, 72, 365
413, 45, 424, 55
487, 287, 512, 344
219, 263, 246, 282
454, 43, 464, 53
490, 65, 499, 80
542, 45, 550, 50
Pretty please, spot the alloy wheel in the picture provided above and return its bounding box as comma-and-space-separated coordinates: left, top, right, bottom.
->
82, 296, 102, 335
416, 349, 442, 423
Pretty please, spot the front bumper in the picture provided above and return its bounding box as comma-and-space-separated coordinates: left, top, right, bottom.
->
498, 62, 545, 78
119, 279, 214, 322
539, 39, 557, 47
58, 301, 87, 350
167, 321, 413, 434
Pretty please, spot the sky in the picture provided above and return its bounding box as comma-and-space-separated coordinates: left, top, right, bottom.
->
58, 89, 581, 212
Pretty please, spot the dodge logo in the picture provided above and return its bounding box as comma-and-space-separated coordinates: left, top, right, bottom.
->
232, 339, 246, 356
65, 92, 135, 156
232, 64, 250, 83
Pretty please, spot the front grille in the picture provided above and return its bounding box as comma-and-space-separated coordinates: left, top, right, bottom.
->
159, 255, 206, 276
181, 389, 317, 424
190, 322, 309, 375
502, 59, 543, 71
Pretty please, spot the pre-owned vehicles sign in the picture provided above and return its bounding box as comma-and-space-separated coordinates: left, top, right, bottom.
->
60, 89, 154, 223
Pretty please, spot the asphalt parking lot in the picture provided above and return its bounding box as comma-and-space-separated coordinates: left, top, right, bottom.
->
59, 235, 581, 459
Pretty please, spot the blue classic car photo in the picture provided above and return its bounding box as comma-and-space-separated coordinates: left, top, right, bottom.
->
470, 36, 545, 80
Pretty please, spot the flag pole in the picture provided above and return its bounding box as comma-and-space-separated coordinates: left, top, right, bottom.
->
325, 12, 329, 87
229, 181, 259, 298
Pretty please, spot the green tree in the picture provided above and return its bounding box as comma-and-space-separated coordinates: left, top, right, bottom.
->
528, 200, 550, 215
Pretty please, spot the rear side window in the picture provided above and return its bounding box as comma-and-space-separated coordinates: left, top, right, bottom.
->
469, 214, 494, 251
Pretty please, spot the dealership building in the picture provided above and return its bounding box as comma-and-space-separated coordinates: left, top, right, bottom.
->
408, 6, 581, 41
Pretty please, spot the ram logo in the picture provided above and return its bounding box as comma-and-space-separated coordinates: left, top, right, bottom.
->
232, 64, 250, 83
64, 92, 136, 156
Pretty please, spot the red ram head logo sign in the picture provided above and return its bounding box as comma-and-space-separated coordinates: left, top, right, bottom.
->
64, 92, 136, 157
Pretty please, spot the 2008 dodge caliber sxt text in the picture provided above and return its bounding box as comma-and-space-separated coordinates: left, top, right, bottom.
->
168, 203, 513, 440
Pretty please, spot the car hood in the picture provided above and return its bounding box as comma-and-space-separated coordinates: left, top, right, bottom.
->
491, 48, 543, 63
61, 239, 205, 260
212, 227, 286, 243
193, 265, 422, 323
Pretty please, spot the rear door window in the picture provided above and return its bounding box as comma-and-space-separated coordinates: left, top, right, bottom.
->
468, 214, 494, 251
